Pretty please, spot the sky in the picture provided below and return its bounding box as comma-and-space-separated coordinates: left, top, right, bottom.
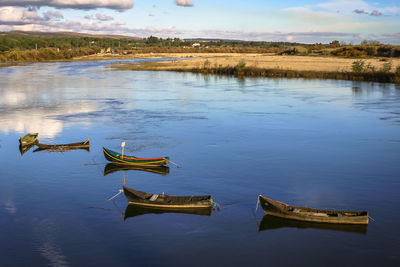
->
0, 0, 399, 44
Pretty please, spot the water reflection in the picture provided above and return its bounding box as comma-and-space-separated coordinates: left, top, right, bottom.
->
0, 90, 97, 138
104, 163, 169, 176
19, 143, 36, 155
258, 215, 368, 234
33, 146, 90, 153
0, 62, 133, 138
34, 220, 69, 267
1, 60, 399, 266
123, 204, 212, 220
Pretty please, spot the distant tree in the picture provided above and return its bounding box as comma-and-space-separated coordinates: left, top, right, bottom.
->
146, 36, 159, 44
329, 40, 340, 48
352, 60, 365, 72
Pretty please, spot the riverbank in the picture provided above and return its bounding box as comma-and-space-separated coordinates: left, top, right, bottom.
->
108, 53, 400, 84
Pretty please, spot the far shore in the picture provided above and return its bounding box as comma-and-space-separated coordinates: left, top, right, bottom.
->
100, 53, 400, 84
77, 52, 400, 73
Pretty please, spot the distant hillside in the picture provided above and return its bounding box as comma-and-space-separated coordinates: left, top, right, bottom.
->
1, 31, 142, 41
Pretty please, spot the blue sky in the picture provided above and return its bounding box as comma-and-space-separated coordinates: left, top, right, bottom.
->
0, 0, 399, 44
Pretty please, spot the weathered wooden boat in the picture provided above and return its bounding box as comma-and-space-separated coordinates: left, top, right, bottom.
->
258, 195, 369, 225
104, 163, 169, 176
103, 147, 169, 166
258, 215, 367, 234
34, 138, 90, 152
123, 186, 213, 209
124, 204, 212, 220
19, 133, 38, 146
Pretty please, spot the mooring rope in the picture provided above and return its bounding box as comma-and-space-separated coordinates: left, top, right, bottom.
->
169, 160, 181, 168
368, 216, 376, 222
255, 195, 260, 213
107, 189, 123, 201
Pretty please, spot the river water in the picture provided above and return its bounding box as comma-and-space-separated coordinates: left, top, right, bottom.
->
0, 60, 399, 266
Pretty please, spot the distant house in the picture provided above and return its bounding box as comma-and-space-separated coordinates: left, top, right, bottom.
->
192, 43, 200, 47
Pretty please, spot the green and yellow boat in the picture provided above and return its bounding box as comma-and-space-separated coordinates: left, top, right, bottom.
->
103, 147, 169, 166
19, 133, 38, 146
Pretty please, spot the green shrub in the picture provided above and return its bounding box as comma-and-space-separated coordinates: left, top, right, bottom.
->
352, 60, 365, 72
395, 65, 400, 75
203, 59, 210, 69
381, 61, 392, 73
236, 59, 246, 72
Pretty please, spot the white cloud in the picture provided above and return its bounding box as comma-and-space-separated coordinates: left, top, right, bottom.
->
0, 0, 134, 11
284, 6, 341, 21
0, 6, 42, 25
353, 9, 368, 15
197, 29, 362, 43
317, 0, 400, 16
176, 0, 193, 7
370, 10, 382, 16
0, 16, 182, 39
43, 10, 64, 20
95, 13, 113, 21
317, 0, 371, 13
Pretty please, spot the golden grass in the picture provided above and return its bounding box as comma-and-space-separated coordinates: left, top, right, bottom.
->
105, 53, 400, 73
108, 53, 400, 84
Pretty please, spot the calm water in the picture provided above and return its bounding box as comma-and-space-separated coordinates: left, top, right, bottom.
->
0, 60, 399, 266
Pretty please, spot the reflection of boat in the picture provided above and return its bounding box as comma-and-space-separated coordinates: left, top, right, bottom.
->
258, 215, 368, 234
19, 133, 38, 146
124, 204, 212, 220
34, 138, 90, 152
103, 147, 169, 166
258, 195, 369, 224
104, 163, 169, 176
123, 186, 213, 209
19, 142, 37, 155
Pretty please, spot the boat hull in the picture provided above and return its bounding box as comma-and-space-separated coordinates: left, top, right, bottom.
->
34, 139, 90, 152
123, 186, 213, 209
103, 147, 169, 166
259, 195, 368, 225
19, 133, 38, 146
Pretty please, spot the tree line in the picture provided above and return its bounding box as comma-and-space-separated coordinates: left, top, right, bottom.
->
1, 33, 399, 63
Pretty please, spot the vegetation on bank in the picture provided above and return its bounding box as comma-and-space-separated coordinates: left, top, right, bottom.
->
1, 32, 400, 63
2, 32, 400, 83
110, 59, 400, 84
0, 47, 99, 62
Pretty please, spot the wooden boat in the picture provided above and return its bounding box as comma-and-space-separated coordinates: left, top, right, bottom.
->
123, 186, 213, 209
258, 215, 367, 234
34, 138, 90, 152
104, 163, 169, 176
103, 147, 169, 166
258, 195, 369, 225
19, 133, 38, 146
124, 204, 211, 220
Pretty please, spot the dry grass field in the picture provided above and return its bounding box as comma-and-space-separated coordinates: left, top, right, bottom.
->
99, 53, 400, 73
103, 53, 400, 83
